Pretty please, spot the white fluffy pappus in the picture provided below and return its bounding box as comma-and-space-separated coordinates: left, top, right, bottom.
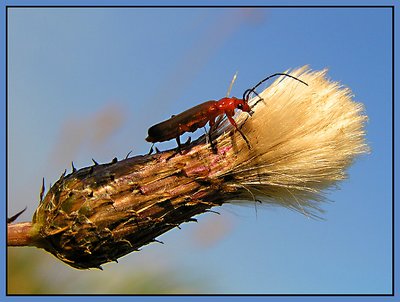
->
214, 66, 369, 217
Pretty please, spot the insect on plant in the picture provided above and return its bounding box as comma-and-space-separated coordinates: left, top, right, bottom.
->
146, 73, 308, 152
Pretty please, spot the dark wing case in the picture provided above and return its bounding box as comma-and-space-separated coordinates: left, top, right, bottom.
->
146, 101, 216, 143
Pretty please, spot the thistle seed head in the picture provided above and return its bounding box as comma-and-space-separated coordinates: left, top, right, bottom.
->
27, 66, 368, 269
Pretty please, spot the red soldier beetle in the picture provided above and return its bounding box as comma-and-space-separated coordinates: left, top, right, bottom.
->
146, 73, 308, 152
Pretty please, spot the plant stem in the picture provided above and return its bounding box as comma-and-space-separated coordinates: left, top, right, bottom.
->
7, 222, 35, 247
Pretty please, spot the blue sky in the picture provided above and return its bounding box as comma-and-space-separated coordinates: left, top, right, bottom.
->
4, 5, 394, 296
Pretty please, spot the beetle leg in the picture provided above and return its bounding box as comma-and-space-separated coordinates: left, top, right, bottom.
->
147, 143, 155, 155
183, 136, 192, 147
176, 136, 182, 154
226, 115, 251, 149
166, 136, 183, 161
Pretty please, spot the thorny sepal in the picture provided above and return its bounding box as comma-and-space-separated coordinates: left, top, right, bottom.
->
7, 207, 27, 224
29, 147, 234, 269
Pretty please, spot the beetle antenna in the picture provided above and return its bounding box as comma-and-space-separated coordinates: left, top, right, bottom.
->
226, 71, 238, 97
243, 73, 308, 101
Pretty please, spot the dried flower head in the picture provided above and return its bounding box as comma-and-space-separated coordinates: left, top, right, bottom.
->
9, 66, 368, 269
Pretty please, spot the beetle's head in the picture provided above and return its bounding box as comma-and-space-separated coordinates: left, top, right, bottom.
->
233, 97, 252, 115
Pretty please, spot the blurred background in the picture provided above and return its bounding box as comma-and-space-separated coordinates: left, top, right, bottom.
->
7, 7, 392, 294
